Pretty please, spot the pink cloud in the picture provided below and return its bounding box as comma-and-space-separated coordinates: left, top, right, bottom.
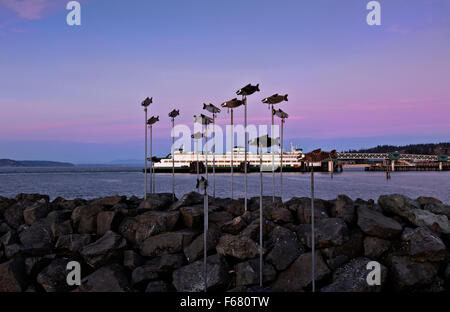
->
0, 0, 49, 20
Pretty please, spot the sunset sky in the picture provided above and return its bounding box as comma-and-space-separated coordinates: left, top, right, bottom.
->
1, 0, 449, 163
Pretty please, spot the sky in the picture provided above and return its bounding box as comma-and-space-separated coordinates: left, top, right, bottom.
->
0, 0, 449, 163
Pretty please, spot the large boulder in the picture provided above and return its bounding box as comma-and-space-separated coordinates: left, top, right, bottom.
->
172, 254, 229, 292
145, 280, 171, 292
321, 257, 388, 292
131, 265, 159, 286
422, 202, 450, 218
407, 209, 450, 234
416, 196, 442, 207
209, 211, 234, 228
389, 256, 438, 290
19, 219, 53, 255
378, 194, 420, 217
4, 202, 26, 229
248, 196, 283, 212
235, 259, 277, 286
139, 231, 195, 258
265, 226, 304, 271
401, 227, 446, 262
321, 229, 364, 260
90, 195, 126, 208
145, 253, 186, 273
0, 258, 27, 292
221, 216, 247, 235
55, 234, 95, 253
123, 250, 144, 270
296, 218, 350, 249
71, 204, 104, 234
51, 197, 86, 211
77, 264, 131, 292
179, 205, 204, 229
80, 231, 126, 268
184, 227, 221, 263
271, 251, 330, 292
357, 206, 403, 239
36, 258, 72, 292
96, 211, 117, 236
330, 195, 355, 224
23, 199, 49, 225
119, 210, 179, 244
169, 192, 203, 211
138, 193, 175, 213
216, 234, 260, 260
286, 197, 330, 224
363, 237, 391, 259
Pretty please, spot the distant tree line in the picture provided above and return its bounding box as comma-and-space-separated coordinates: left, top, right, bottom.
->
346, 143, 450, 155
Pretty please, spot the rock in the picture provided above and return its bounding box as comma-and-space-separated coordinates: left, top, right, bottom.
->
216, 234, 260, 260
221, 198, 245, 217
51, 197, 86, 211
422, 202, 450, 218
172, 254, 229, 292
23, 200, 49, 225
96, 211, 116, 236
364, 237, 391, 259
145, 280, 171, 292
285, 197, 329, 224
326, 255, 349, 271
389, 256, 438, 290
321, 257, 387, 292
77, 264, 131, 292
265, 226, 303, 271
139, 231, 195, 258
416, 196, 442, 207
51, 220, 73, 237
36, 258, 72, 292
169, 192, 203, 211
145, 253, 186, 273
321, 229, 364, 260
407, 209, 450, 234
131, 265, 159, 286
123, 250, 144, 270
71, 204, 104, 234
5, 244, 24, 259
55, 234, 95, 253
119, 210, 180, 244
1, 230, 19, 248
263, 204, 294, 224
240, 219, 276, 242
19, 220, 53, 255
15, 193, 49, 203
91, 195, 126, 208
184, 227, 221, 262
138, 193, 175, 212
80, 231, 126, 268
221, 216, 247, 235
0, 258, 27, 292
209, 211, 233, 228
4, 202, 26, 229
331, 195, 355, 224
271, 252, 330, 292
0, 222, 12, 234
378, 194, 420, 217
444, 264, 450, 282
235, 259, 277, 286
357, 206, 403, 239
296, 218, 350, 249
25, 256, 56, 276
248, 196, 283, 212
401, 227, 446, 262
179, 205, 204, 229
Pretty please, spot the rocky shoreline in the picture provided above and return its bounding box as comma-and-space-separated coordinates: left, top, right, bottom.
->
0, 192, 449, 292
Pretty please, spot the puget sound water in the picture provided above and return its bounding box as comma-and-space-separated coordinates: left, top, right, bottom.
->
0, 167, 449, 204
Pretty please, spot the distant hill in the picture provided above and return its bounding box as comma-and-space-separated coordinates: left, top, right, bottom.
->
347, 143, 450, 155
0, 159, 74, 167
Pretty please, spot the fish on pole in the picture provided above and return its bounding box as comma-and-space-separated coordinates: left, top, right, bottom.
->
169, 109, 180, 200
262, 94, 288, 202
196, 176, 209, 292
141, 97, 152, 199
302, 148, 337, 292
203, 104, 221, 199
221, 98, 244, 199
273, 108, 289, 198
147, 115, 159, 195
191, 130, 204, 191
249, 134, 280, 288
237, 83, 260, 211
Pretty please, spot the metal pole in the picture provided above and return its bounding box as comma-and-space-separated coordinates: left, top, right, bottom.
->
259, 144, 263, 288
144, 108, 147, 200
311, 164, 315, 293
149, 124, 153, 195
196, 140, 199, 191
271, 104, 275, 202
212, 114, 216, 199
280, 118, 284, 198
153, 158, 156, 194
203, 183, 208, 292
172, 117, 175, 200
205, 124, 208, 184
244, 95, 248, 211
230, 109, 234, 199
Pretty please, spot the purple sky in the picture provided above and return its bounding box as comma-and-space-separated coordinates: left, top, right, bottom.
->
0, 0, 449, 162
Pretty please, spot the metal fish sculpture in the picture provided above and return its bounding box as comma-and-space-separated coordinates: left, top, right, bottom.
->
236, 83, 260, 96
196, 176, 208, 191
221, 98, 244, 109
147, 116, 159, 125
302, 149, 337, 162
141, 97, 153, 107
272, 108, 289, 119
262, 94, 288, 105
203, 103, 221, 114
194, 114, 213, 125
191, 131, 204, 140
248, 135, 280, 148
168, 109, 180, 118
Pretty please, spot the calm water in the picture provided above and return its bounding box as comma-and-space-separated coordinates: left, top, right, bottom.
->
0, 167, 449, 204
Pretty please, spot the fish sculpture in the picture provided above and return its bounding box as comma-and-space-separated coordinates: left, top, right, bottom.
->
248, 134, 280, 148
168, 109, 180, 118
141, 97, 153, 107
191, 131, 204, 140
262, 94, 288, 105
196, 176, 208, 191
272, 108, 289, 119
236, 83, 260, 96
194, 114, 213, 125
221, 98, 244, 109
302, 149, 337, 162
147, 116, 159, 125
203, 103, 221, 114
